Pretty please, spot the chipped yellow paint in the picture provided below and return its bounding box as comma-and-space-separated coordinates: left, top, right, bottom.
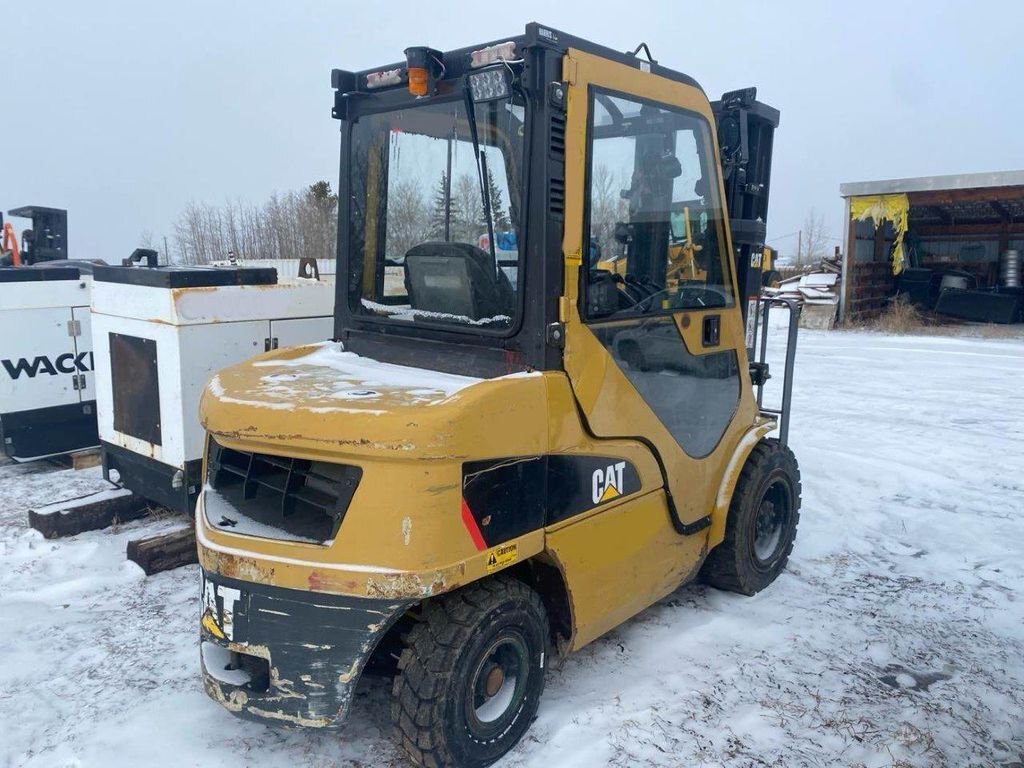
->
245, 704, 333, 729
201, 611, 225, 640
203, 677, 248, 712
337, 658, 361, 685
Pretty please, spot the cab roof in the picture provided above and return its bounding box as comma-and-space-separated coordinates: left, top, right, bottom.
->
331, 22, 701, 98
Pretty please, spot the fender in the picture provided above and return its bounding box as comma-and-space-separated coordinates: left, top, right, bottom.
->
708, 420, 777, 548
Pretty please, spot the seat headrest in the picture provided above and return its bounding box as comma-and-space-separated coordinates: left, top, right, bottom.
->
404, 242, 514, 324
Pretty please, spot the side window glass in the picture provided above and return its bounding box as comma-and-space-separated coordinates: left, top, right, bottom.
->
586, 92, 733, 319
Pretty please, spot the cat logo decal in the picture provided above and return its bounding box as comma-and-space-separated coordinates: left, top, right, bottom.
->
592, 461, 627, 505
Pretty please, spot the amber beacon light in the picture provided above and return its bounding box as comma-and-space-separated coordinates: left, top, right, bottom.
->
404, 46, 443, 96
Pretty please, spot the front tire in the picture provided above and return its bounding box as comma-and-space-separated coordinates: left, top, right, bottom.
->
702, 438, 801, 595
392, 576, 549, 768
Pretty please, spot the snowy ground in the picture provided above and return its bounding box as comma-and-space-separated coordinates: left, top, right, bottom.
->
2, 329, 1023, 768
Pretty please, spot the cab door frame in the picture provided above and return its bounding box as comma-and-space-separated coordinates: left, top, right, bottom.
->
542, 48, 766, 650
560, 47, 759, 530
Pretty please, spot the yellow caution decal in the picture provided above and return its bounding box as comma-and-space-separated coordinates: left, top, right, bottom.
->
485, 543, 518, 572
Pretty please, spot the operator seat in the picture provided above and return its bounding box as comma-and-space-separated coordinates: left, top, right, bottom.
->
404, 242, 514, 323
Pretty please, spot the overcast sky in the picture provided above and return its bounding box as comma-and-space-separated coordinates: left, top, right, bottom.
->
5, 0, 1023, 262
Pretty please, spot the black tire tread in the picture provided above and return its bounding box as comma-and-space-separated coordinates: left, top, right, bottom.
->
702, 438, 802, 595
391, 576, 548, 768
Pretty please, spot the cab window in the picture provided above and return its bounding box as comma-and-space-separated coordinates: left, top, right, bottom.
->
348, 96, 525, 331
585, 90, 734, 319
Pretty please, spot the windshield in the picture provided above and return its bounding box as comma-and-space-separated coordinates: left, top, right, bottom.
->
347, 95, 525, 330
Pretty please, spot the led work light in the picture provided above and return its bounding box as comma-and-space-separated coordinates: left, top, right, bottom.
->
468, 67, 511, 103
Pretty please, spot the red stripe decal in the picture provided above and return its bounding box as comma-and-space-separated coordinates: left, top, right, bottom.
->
461, 498, 487, 552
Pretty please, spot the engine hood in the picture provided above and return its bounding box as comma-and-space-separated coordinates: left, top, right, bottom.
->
200, 342, 547, 460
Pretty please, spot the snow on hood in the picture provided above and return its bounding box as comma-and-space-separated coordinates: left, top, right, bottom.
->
208, 342, 502, 413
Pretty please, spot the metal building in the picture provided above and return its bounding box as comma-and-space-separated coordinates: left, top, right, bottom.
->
839, 170, 1024, 323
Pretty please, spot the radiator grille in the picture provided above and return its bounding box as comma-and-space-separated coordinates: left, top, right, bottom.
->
206, 439, 361, 544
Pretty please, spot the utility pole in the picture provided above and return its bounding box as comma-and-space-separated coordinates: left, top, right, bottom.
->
797, 230, 802, 265
162, 235, 169, 265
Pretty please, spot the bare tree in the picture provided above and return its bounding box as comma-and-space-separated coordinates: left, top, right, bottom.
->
795, 208, 830, 266
452, 173, 483, 244
167, 181, 339, 265
386, 179, 429, 261
590, 164, 628, 261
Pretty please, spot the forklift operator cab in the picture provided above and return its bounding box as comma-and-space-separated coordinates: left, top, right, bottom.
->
196, 24, 800, 768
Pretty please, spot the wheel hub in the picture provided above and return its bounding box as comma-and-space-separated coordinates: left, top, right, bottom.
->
484, 665, 505, 698
467, 633, 529, 731
753, 480, 790, 564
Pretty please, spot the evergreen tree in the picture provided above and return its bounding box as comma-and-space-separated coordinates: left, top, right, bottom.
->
428, 172, 459, 241
482, 167, 510, 231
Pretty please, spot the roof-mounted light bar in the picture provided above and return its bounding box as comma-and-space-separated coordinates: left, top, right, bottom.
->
470, 41, 516, 68
365, 67, 404, 90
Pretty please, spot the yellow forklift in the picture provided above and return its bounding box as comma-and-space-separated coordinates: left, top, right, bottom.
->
196, 24, 799, 767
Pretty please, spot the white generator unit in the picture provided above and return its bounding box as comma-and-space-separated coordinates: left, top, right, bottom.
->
91, 264, 335, 513
0, 264, 99, 461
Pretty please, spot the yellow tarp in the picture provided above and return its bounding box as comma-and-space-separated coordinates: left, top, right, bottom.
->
850, 193, 910, 275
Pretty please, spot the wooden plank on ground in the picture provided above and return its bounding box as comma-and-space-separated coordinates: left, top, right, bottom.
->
71, 448, 102, 471
126, 527, 197, 575
28, 488, 149, 539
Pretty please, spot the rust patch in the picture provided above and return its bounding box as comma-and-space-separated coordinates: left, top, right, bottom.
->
203, 676, 248, 712
244, 704, 334, 728
206, 549, 275, 585
206, 428, 415, 452
364, 563, 465, 600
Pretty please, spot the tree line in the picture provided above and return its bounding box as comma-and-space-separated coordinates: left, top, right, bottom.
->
158, 167, 828, 268
385, 169, 510, 261
159, 165, 627, 266
155, 181, 337, 265
159, 171, 512, 266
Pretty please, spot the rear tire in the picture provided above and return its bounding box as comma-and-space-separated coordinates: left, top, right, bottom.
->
762, 269, 783, 288
391, 576, 549, 768
702, 438, 801, 595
